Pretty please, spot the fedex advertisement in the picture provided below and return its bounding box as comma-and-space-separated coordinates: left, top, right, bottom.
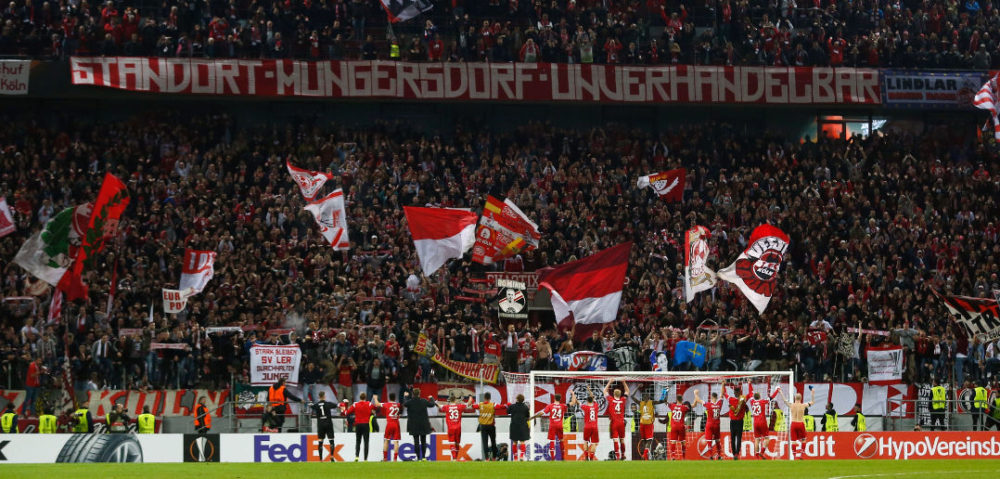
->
224, 432, 610, 462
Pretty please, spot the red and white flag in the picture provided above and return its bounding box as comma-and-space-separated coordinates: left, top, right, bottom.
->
538, 242, 632, 340
179, 249, 216, 294
637, 168, 685, 202
403, 206, 478, 276
471, 195, 540, 265
286, 159, 333, 201
975, 74, 1000, 140
717, 224, 789, 314
303, 189, 350, 250
47, 289, 63, 324
684, 225, 716, 302
0, 196, 14, 238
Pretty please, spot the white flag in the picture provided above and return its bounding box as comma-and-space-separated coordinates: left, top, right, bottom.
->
179, 249, 216, 294
286, 159, 332, 201
47, 289, 63, 324
162, 288, 196, 314
717, 224, 789, 314
303, 189, 350, 250
0, 196, 14, 238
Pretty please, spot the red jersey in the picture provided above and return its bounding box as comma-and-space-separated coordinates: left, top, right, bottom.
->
380, 401, 401, 427
543, 402, 566, 428
749, 398, 770, 425
726, 395, 747, 420
606, 396, 627, 423
440, 403, 467, 430
704, 399, 723, 427
581, 403, 599, 428
344, 400, 373, 425
668, 403, 690, 430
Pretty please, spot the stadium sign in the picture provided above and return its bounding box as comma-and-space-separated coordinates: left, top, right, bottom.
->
69, 58, 880, 105
882, 70, 987, 108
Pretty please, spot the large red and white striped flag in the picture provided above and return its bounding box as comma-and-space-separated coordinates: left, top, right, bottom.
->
403, 206, 478, 276
974, 74, 1000, 139
717, 224, 789, 314
303, 189, 350, 250
538, 242, 632, 340
286, 159, 333, 201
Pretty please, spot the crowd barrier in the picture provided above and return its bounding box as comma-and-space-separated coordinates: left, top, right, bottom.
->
1, 431, 997, 463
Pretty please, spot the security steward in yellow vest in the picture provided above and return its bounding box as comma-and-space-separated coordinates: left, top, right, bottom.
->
475, 392, 498, 460
389, 38, 401, 61
986, 396, 1000, 431
72, 404, 93, 433
930, 383, 947, 430
772, 402, 786, 432
972, 385, 989, 431
823, 403, 839, 432
850, 404, 866, 431
137, 406, 156, 434
1, 403, 17, 433
803, 414, 815, 431
38, 408, 58, 433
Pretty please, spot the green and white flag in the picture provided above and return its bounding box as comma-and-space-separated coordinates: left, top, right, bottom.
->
13, 204, 91, 286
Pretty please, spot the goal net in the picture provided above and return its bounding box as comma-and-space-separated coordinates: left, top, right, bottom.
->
505, 370, 794, 461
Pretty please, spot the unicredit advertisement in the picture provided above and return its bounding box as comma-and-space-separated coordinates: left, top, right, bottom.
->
661, 431, 1000, 461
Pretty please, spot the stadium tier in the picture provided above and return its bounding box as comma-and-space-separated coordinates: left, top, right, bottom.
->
1, 17, 1000, 468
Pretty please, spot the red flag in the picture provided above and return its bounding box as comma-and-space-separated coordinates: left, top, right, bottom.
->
538, 242, 631, 341
637, 169, 685, 202
58, 173, 130, 300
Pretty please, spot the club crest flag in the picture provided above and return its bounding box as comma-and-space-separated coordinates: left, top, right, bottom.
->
404, 206, 478, 276
0, 196, 14, 238
637, 168, 685, 202
472, 196, 540, 265
179, 249, 216, 294
60, 173, 130, 300
717, 224, 789, 314
684, 225, 715, 302
14, 203, 92, 286
286, 159, 333, 201
303, 189, 349, 250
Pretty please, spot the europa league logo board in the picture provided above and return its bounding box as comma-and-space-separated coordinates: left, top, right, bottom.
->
496, 278, 528, 321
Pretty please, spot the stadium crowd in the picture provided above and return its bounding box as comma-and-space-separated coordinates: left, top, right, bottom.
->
2, 0, 1000, 68
1, 110, 1000, 418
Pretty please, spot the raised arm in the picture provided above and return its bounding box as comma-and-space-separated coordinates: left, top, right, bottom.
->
769, 386, 781, 400
372, 394, 381, 408
568, 391, 579, 408
807, 388, 816, 407
623, 381, 630, 397
693, 389, 704, 407
604, 380, 613, 397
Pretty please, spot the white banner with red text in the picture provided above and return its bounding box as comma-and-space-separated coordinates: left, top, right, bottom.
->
69, 57, 880, 105
250, 344, 302, 386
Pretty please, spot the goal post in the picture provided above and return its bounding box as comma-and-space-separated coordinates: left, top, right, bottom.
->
510, 370, 794, 461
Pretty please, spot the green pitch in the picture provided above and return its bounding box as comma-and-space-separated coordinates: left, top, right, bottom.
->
4, 460, 1000, 479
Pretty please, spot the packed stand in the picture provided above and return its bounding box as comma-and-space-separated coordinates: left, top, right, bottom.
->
2, 0, 1000, 68
1, 110, 1000, 418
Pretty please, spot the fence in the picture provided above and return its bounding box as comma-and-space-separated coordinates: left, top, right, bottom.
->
884, 398, 998, 432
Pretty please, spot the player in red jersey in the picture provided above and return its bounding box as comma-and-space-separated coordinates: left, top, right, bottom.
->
780, 386, 815, 460
747, 385, 781, 459
531, 393, 567, 460
702, 391, 725, 460
372, 393, 402, 461
436, 395, 471, 461
722, 382, 750, 460
341, 392, 374, 461
603, 379, 630, 460
569, 391, 599, 460
667, 389, 701, 460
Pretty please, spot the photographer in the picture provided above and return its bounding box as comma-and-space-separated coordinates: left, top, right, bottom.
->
106, 403, 130, 433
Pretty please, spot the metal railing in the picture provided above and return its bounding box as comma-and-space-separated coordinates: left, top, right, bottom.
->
883, 398, 996, 431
